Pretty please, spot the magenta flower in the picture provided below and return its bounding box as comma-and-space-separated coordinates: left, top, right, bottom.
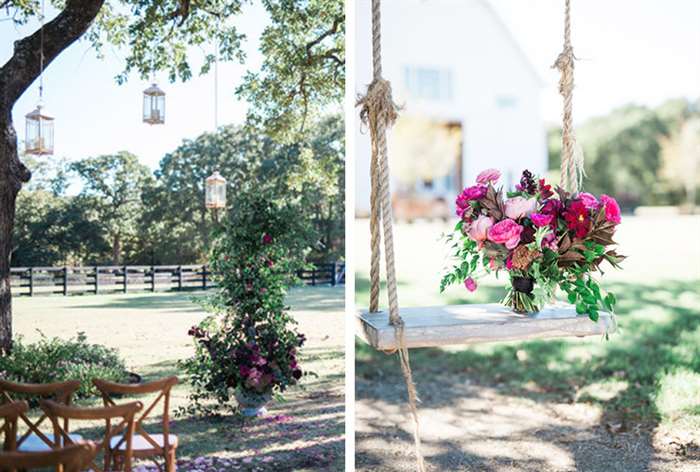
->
464, 277, 477, 292
262, 233, 273, 245
476, 168, 501, 185
578, 192, 599, 209
530, 213, 554, 228
487, 219, 524, 250
600, 194, 621, 224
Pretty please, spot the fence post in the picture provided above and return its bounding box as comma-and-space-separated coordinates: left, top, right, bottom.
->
202, 264, 207, 290
177, 265, 183, 291
62, 267, 68, 296
94, 266, 99, 294
28, 268, 34, 296
311, 266, 316, 286
150, 266, 156, 292
123, 266, 128, 294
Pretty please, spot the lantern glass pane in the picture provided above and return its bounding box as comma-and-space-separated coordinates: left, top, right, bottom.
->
25, 112, 54, 155
143, 88, 165, 124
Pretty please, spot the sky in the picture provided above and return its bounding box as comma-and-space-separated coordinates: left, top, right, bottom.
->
0, 2, 269, 171
489, 0, 700, 125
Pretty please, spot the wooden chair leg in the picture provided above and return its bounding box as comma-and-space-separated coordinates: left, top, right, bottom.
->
165, 448, 176, 472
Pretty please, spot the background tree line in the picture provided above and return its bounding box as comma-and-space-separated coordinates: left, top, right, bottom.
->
12, 115, 344, 267
548, 97, 700, 209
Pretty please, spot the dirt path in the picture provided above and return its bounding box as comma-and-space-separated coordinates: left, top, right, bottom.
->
356, 375, 699, 472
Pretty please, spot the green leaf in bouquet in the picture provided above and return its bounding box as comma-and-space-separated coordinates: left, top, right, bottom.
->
575, 302, 587, 315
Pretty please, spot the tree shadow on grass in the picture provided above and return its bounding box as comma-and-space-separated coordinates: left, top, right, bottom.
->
356, 279, 700, 471
72, 292, 207, 312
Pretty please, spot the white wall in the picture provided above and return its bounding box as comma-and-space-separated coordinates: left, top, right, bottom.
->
355, 0, 547, 215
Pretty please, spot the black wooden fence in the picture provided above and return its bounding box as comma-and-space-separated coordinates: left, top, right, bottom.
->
9, 262, 345, 297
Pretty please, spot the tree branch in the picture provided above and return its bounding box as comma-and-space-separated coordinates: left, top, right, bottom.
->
305, 15, 341, 60
0, 0, 105, 106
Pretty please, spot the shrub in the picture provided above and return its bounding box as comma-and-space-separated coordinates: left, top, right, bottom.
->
181, 194, 312, 415
0, 332, 129, 399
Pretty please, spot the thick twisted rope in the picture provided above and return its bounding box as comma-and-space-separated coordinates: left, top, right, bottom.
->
552, 0, 584, 193
356, 0, 425, 470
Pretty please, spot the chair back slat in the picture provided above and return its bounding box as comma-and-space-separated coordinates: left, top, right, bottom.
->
93, 376, 178, 466
40, 399, 142, 472
0, 380, 80, 450
0, 401, 29, 452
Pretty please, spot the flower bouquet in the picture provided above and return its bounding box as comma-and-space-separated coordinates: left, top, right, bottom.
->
440, 169, 625, 320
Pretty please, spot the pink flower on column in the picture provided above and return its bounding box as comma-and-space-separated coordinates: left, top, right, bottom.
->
487, 219, 524, 249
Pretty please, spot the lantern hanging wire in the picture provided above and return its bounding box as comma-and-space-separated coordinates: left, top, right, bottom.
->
25, 0, 54, 156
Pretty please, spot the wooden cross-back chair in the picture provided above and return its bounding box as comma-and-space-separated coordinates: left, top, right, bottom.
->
0, 442, 99, 472
0, 380, 82, 452
0, 401, 28, 452
40, 399, 142, 472
93, 376, 179, 472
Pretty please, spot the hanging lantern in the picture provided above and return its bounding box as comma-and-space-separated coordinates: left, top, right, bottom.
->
25, 105, 54, 155
143, 83, 165, 125
205, 171, 227, 209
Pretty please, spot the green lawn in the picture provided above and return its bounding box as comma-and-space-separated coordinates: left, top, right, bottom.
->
355, 215, 700, 470
13, 285, 345, 472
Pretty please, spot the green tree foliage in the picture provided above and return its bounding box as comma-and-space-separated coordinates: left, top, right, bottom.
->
12, 115, 344, 266
237, 0, 344, 140
71, 151, 153, 264
548, 98, 700, 208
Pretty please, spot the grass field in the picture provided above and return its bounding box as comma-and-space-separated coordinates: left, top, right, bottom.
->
13, 285, 345, 472
355, 215, 700, 471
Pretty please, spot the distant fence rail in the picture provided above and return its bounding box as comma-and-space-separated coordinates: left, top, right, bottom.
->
9, 262, 345, 297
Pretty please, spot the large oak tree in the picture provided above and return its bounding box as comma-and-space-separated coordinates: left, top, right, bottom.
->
0, 0, 343, 352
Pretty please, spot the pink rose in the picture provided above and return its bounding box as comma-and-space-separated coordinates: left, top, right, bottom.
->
600, 194, 621, 224
464, 277, 477, 292
504, 196, 537, 220
487, 219, 524, 250
529, 213, 553, 228
578, 192, 599, 209
467, 215, 494, 247
476, 168, 501, 185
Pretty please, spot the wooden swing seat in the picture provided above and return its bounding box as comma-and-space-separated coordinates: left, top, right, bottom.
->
357, 303, 615, 350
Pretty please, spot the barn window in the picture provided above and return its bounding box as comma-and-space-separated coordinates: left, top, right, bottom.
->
403, 66, 453, 101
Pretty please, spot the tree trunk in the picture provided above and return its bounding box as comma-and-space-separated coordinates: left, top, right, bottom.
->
0, 0, 105, 352
0, 115, 26, 354
112, 233, 121, 265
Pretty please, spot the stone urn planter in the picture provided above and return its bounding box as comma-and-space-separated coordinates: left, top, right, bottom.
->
234, 387, 272, 417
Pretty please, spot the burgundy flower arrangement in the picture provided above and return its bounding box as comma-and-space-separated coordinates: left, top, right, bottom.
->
441, 169, 625, 319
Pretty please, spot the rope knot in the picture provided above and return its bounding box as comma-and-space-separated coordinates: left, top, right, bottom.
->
552, 45, 575, 96
357, 78, 399, 132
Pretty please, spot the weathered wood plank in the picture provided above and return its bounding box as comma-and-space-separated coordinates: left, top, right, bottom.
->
357, 303, 616, 350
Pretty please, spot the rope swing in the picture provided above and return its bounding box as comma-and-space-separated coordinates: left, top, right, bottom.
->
357, 1, 586, 470
356, 0, 425, 469
553, 0, 584, 193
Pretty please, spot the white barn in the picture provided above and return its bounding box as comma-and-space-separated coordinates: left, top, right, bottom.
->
355, 0, 548, 218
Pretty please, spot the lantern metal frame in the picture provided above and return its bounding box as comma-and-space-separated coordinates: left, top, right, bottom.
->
143, 83, 166, 125
205, 171, 227, 211
24, 105, 55, 156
